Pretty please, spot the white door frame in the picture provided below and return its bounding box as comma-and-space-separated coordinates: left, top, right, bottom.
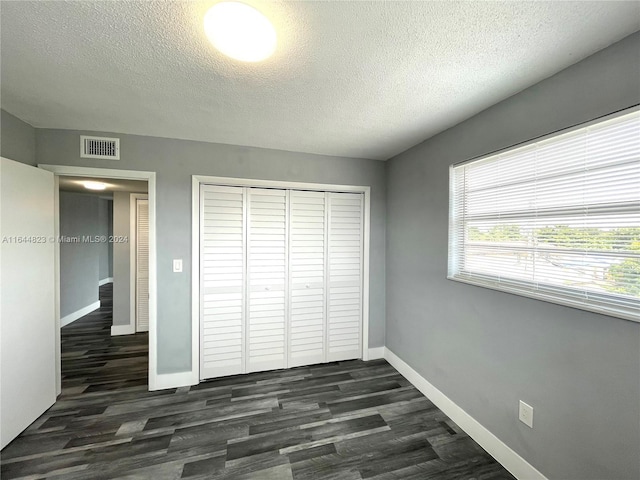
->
130, 193, 149, 333
38, 165, 159, 392
192, 175, 371, 382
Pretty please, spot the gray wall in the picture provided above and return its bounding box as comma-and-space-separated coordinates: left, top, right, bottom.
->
386, 32, 640, 480
1, 110, 36, 166
112, 192, 131, 328
59, 192, 99, 319
97, 198, 113, 282
35, 134, 387, 372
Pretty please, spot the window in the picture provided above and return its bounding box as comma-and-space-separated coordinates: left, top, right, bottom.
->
448, 108, 640, 322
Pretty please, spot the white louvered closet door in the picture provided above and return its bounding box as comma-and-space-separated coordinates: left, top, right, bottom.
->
246, 188, 288, 373
288, 191, 326, 367
327, 193, 364, 362
135, 199, 149, 332
200, 185, 246, 379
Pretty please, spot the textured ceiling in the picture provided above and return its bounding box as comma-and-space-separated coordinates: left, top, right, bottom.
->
1, 1, 639, 160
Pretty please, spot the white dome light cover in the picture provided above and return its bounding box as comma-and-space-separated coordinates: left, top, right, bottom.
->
204, 2, 277, 62
82, 181, 107, 191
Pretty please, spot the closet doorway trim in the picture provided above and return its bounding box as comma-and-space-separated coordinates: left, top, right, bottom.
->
191, 175, 371, 383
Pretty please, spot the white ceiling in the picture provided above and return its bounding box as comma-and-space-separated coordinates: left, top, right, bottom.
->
1, 1, 638, 161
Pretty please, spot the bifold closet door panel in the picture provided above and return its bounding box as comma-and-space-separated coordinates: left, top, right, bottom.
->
288, 190, 326, 367
327, 192, 363, 362
247, 188, 288, 372
200, 185, 246, 379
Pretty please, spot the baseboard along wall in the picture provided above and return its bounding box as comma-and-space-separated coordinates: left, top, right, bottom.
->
110, 324, 136, 336
383, 347, 547, 480
60, 301, 100, 328
367, 346, 385, 360
151, 371, 198, 391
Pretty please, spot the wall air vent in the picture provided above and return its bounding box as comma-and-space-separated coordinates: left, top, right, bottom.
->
80, 136, 120, 160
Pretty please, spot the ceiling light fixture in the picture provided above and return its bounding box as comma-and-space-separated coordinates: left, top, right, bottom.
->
82, 181, 107, 191
204, 2, 277, 62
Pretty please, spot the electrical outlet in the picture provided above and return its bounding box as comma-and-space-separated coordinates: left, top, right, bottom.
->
519, 400, 533, 428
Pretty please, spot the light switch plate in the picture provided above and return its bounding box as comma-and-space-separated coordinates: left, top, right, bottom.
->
173, 259, 183, 273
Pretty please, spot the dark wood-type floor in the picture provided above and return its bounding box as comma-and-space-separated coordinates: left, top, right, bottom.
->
1, 284, 515, 480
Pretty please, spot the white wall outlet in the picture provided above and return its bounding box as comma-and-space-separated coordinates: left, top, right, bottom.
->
173, 259, 183, 273
519, 400, 534, 428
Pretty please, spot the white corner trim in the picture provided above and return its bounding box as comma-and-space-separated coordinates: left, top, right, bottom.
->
99, 277, 113, 286
54, 175, 61, 396
110, 324, 136, 336
152, 371, 199, 391
384, 347, 548, 480
367, 347, 385, 360
60, 301, 100, 327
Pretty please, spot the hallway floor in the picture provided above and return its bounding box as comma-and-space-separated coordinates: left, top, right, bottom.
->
1, 284, 514, 480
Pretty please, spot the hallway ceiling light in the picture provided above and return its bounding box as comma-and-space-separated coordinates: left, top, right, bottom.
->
82, 181, 107, 191
204, 2, 277, 62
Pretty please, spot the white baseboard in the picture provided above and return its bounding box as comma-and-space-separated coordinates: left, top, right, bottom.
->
110, 324, 135, 336
384, 347, 547, 480
151, 371, 198, 391
99, 277, 113, 286
367, 347, 385, 360
60, 301, 100, 327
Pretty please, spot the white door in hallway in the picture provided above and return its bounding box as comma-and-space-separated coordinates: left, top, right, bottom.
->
0, 157, 56, 449
135, 198, 149, 332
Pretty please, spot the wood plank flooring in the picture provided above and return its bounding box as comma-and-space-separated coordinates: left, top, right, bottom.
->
1, 284, 515, 480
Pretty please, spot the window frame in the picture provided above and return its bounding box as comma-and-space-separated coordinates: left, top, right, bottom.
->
447, 105, 640, 323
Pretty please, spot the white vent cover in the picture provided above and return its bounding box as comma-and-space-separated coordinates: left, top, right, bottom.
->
80, 136, 120, 160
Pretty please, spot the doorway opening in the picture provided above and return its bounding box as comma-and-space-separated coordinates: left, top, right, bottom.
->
39, 165, 158, 393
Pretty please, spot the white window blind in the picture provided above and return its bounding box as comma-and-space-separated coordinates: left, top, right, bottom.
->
449, 108, 640, 322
